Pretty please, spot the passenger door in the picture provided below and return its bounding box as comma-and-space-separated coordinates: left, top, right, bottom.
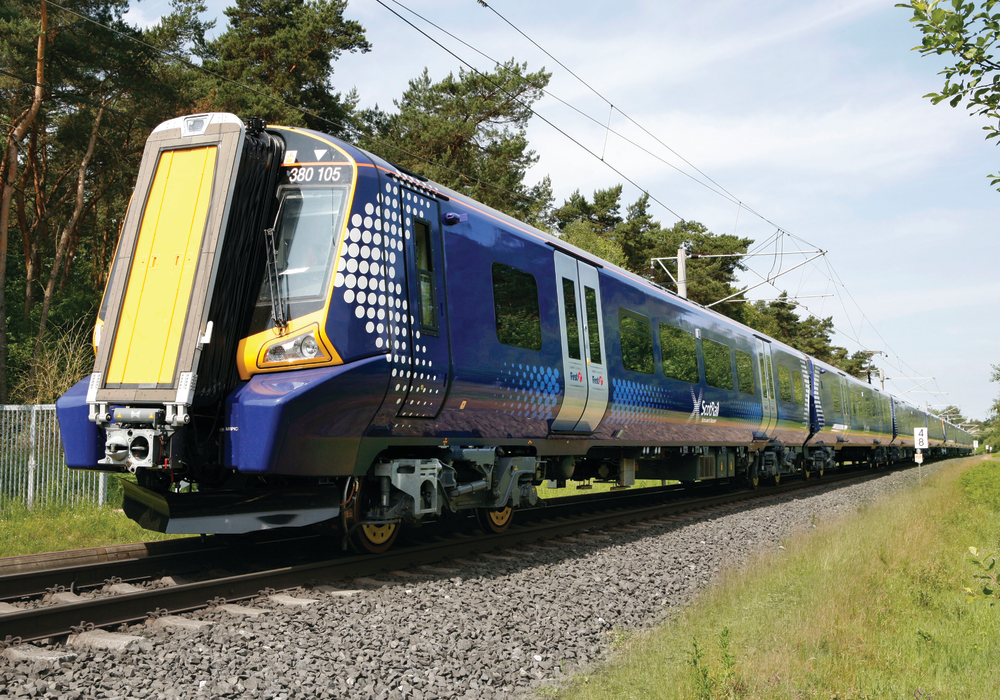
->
551, 252, 608, 432
755, 337, 777, 436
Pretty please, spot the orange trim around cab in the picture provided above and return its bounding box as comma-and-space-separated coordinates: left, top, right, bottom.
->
236, 127, 358, 380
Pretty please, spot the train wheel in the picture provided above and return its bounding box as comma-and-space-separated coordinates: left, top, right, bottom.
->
476, 505, 513, 534
747, 462, 760, 490
342, 478, 399, 554
354, 522, 398, 553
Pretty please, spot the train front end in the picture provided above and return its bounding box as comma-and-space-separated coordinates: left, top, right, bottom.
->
56, 113, 391, 534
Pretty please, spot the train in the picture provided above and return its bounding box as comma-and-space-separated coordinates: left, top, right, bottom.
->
56, 113, 974, 552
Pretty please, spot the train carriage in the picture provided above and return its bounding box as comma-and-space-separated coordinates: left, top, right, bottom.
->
56, 114, 973, 551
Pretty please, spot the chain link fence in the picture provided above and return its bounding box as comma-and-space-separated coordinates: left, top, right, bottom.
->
1, 405, 107, 508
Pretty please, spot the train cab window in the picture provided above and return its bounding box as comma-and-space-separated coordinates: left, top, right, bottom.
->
703, 338, 734, 390
584, 286, 602, 365
252, 186, 349, 333
491, 263, 542, 351
777, 365, 792, 402
659, 323, 699, 384
735, 349, 755, 395
792, 371, 804, 405
619, 309, 654, 374
414, 220, 438, 332
562, 278, 581, 360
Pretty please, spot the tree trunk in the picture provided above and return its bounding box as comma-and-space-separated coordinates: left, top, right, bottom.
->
0, 0, 48, 402
20, 125, 41, 320
32, 103, 104, 362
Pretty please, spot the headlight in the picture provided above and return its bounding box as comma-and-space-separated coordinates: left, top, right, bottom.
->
259, 328, 330, 368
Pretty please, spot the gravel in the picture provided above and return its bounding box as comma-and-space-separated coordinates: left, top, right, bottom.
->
0, 466, 940, 700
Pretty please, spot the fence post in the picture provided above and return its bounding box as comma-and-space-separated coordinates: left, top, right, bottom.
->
27, 405, 38, 509
99, 472, 108, 507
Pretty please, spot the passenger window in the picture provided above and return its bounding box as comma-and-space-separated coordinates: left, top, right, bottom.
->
492, 263, 542, 351
562, 278, 581, 360
831, 382, 841, 413
619, 309, 654, 374
735, 349, 755, 395
584, 286, 602, 365
703, 338, 734, 390
659, 323, 699, 384
414, 220, 437, 332
777, 365, 792, 402
792, 371, 804, 405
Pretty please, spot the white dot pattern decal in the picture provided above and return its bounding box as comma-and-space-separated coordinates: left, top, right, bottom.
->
336, 192, 390, 350
358, 175, 446, 422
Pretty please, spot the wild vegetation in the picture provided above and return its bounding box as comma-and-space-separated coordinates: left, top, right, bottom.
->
553, 457, 1000, 700
0, 474, 184, 556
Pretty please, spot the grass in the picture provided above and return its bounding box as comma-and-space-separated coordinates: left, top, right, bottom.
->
0, 475, 186, 558
554, 456, 1000, 700
538, 479, 673, 498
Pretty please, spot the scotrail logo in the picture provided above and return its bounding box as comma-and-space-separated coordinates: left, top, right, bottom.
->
688, 387, 719, 423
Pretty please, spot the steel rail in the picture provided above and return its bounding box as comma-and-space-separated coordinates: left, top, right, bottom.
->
0, 483, 692, 601
0, 467, 890, 644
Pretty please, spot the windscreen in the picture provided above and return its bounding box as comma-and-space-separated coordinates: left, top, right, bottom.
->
250, 185, 348, 332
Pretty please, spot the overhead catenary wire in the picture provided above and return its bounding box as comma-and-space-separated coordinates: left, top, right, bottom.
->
374, 0, 686, 222
383, 0, 741, 207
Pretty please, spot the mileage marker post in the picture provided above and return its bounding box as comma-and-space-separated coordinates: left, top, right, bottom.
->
914, 427, 929, 482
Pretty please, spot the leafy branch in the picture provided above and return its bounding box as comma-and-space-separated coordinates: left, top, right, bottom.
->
964, 546, 1000, 601
899, 0, 1000, 186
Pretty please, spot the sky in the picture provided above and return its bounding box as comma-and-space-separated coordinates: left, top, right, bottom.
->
124, 0, 1000, 422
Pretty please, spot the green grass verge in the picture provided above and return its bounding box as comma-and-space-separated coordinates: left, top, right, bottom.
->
0, 475, 186, 558
553, 456, 1000, 700
538, 479, 673, 498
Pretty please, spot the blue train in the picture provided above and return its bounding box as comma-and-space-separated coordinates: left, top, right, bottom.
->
56, 113, 973, 551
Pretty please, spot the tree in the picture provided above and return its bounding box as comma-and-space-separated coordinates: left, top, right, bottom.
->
356, 61, 554, 224
0, 0, 210, 401
0, 0, 48, 402
899, 0, 1000, 187
743, 293, 869, 377
552, 187, 754, 322
199, 0, 370, 133
559, 219, 628, 268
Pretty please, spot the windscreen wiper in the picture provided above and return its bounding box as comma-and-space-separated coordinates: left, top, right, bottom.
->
264, 204, 288, 328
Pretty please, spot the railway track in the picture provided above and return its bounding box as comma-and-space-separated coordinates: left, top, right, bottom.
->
0, 466, 895, 646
